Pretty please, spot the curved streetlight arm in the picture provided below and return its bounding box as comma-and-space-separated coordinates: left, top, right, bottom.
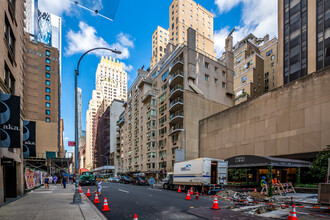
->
73, 47, 120, 204
76, 47, 121, 74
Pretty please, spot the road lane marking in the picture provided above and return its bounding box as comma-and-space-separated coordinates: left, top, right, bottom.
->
118, 189, 129, 193
148, 188, 162, 192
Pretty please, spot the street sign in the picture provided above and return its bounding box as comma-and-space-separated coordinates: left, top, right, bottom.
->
68, 141, 75, 146
148, 177, 156, 186
1, 158, 14, 166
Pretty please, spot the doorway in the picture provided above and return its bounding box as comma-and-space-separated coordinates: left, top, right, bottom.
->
211, 161, 218, 184
3, 162, 17, 201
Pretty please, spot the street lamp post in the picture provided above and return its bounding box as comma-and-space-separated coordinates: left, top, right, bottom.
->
101, 155, 109, 174
73, 47, 121, 204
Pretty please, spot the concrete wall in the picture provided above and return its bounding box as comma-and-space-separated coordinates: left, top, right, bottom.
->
199, 67, 330, 160
184, 91, 229, 160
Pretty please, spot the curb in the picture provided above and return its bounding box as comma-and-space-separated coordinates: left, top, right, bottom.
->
81, 193, 108, 220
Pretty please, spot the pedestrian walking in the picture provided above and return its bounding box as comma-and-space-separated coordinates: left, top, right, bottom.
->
53, 176, 58, 185
97, 179, 102, 196
44, 175, 50, 190
95, 178, 99, 194
62, 175, 67, 189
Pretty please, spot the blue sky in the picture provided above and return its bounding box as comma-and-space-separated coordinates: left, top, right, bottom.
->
38, 0, 277, 153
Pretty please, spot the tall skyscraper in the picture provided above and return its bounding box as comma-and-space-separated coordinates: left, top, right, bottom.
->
169, 0, 215, 57
150, 26, 169, 69
85, 57, 128, 169
278, 0, 330, 85
77, 87, 82, 139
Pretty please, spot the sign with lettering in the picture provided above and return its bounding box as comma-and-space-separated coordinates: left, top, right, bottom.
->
0, 93, 20, 148
23, 120, 36, 158
1, 158, 14, 166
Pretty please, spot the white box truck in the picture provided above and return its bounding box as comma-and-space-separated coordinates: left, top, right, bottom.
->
162, 158, 228, 193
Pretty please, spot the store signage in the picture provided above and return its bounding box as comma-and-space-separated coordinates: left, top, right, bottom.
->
0, 93, 20, 148
1, 158, 14, 166
23, 120, 36, 158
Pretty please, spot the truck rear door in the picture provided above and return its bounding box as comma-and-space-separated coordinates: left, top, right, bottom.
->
211, 161, 218, 184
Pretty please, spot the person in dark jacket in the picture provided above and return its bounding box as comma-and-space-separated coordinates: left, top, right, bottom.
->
62, 175, 67, 189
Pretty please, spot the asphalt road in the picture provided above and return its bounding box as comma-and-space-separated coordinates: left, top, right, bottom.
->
81, 182, 271, 220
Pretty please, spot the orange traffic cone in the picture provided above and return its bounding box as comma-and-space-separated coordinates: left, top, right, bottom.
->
178, 185, 181, 193
133, 214, 138, 220
94, 192, 100, 203
102, 197, 110, 211
287, 204, 297, 220
211, 195, 220, 210
79, 185, 82, 193
190, 187, 194, 195
186, 190, 191, 200
196, 192, 199, 200
254, 188, 257, 192
87, 188, 91, 196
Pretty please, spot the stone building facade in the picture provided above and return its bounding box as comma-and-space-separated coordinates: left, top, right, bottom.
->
199, 67, 330, 161
115, 28, 234, 176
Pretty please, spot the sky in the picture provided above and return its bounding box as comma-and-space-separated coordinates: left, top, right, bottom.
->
38, 0, 278, 153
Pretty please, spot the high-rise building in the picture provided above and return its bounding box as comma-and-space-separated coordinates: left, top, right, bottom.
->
85, 90, 103, 170
25, 0, 62, 52
278, 0, 330, 85
23, 34, 60, 158
94, 100, 124, 169
115, 28, 234, 176
150, 26, 169, 69
0, 0, 26, 204
169, 0, 215, 57
85, 57, 128, 169
77, 87, 82, 139
233, 34, 278, 104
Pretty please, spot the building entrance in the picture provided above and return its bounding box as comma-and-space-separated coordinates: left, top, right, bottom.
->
3, 161, 17, 201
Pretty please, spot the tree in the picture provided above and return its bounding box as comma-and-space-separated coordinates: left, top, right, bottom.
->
309, 146, 330, 182
228, 168, 247, 182
267, 166, 273, 197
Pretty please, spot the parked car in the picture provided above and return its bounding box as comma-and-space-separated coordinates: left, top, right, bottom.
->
132, 176, 148, 185
119, 176, 132, 184
79, 172, 96, 186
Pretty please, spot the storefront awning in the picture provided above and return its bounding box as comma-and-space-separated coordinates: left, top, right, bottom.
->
226, 155, 311, 168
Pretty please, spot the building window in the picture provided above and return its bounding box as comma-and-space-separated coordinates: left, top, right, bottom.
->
46, 58, 50, 64
162, 70, 169, 81
205, 62, 209, 69
222, 71, 226, 77
46, 50, 50, 56
266, 49, 273, 56
46, 87, 50, 93
46, 102, 50, 108
4, 63, 15, 94
46, 73, 50, 78
172, 134, 179, 143
4, 15, 15, 58
46, 80, 50, 85
46, 65, 50, 71
205, 74, 209, 81
45, 117, 50, 122
46, 110, 50, 115
271, 55, 275, 60
222, 82, 226, 88
241, 75, 247, 83
271, 62, 274, 67
214, 78, 218, 84
46, 95, 50, 100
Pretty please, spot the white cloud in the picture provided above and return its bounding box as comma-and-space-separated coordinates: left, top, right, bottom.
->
123, 63, 134, 72
65, 22, 134, 60
38, 0, 73, 16
64, 137, 69, 141
215, 0, 242, 14
214, 0, 278, 57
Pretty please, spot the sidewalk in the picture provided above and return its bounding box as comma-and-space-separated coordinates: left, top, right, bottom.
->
0, 184, 107, 220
